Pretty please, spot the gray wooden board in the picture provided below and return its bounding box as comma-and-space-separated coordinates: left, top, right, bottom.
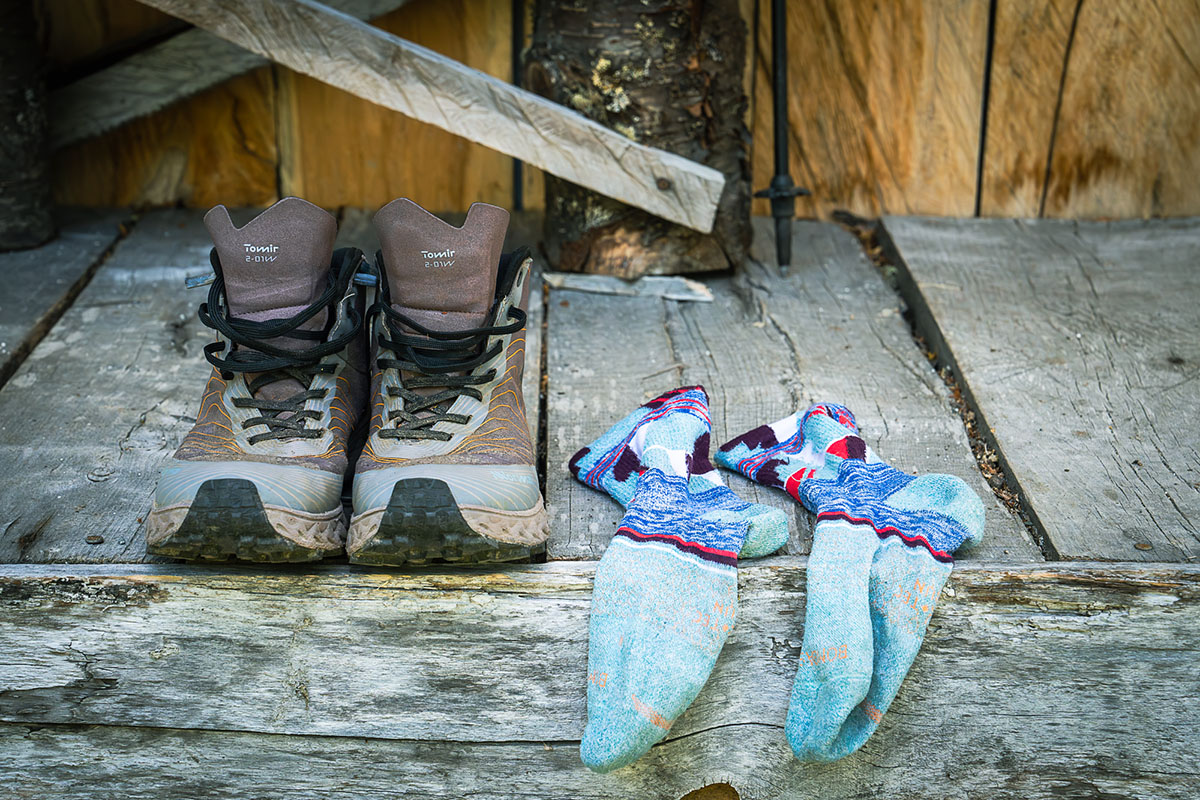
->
2, 561, 1197, 799
0, 208, 126, 385
137, 0, 724, 232
0, 210, 215, 564
544, 219, 1036, 560
49, 0, 414, 150
882, 217, 1200, 562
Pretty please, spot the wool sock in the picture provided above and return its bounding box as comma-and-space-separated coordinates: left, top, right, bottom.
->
716, 403, 983, 762
568, 386, 789, 558
819, 472, 983, 760
580, 467, 747, 772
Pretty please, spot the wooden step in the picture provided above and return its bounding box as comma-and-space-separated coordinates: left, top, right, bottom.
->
3, 560, 1197, 798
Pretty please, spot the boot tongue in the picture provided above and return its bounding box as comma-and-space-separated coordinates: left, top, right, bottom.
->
204, 197, 337, 321
374, 198, 509, 330
203, 197, 338, 405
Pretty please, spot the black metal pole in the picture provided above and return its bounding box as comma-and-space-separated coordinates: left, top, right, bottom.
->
511, 0, 524, 212
753, 0, 808, 274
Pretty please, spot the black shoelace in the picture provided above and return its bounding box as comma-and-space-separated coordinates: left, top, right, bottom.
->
198, 247, 364, 444
372, 299, 525, 441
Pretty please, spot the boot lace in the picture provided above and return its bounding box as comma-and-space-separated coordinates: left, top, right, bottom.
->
198, 247, 364, 444
372, 299, 525, 441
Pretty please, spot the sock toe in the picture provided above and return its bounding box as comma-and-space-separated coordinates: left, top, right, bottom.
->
885, 472, 986, 549
580, 713, 665, 773
787, 675, 873, 762
739, 504, 789, 558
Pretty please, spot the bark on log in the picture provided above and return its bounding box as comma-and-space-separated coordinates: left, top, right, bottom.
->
0, 0, 54, 249
526, 0, 750, 278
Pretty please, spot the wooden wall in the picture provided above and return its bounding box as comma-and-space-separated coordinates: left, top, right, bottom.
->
42, 0, 1200, 219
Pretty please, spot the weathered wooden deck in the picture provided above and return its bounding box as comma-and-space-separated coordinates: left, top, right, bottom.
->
2, 212, 1197, 799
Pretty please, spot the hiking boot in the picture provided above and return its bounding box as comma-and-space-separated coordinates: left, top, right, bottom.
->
146, 197, 368, 562
347, 199, 549, 565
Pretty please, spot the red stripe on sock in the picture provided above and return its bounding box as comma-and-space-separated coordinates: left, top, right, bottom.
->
816, 511, 954, 562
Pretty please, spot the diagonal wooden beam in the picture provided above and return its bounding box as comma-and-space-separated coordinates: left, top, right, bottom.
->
50, 0, 414, 151
132, 0, 724, 232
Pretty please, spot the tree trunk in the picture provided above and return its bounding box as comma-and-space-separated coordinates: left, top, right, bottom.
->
0, 0, 54, 250
526, 0, 750, 278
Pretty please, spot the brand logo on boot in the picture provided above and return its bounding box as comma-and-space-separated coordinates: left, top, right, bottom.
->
243, 243, 280, 263
420, 249, 456, 268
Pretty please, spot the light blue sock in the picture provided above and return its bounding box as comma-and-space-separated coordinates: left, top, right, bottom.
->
716, 403, 984, 762
715, 404, 880, 758
580, 468, 748, 772
819, 472, 984, 760
568, 385, 788, 558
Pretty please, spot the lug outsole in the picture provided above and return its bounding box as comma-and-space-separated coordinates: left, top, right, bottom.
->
348, 478, 536, 566
146, 478, 330, 563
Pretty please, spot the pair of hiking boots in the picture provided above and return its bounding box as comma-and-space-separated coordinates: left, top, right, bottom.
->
145, 197, 548, 565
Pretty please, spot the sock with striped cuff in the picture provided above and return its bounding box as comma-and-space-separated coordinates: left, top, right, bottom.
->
580, 468, 747, 772
568, 385, 788, 558
716, 403, 984, 761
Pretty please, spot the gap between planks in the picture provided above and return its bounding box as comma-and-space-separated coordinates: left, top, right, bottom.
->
0, 208, 130, 389
880, 216, 1200, 563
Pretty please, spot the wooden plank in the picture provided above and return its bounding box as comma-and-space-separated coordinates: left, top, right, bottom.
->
883, 216, 1200, 561
749, 0, 988, 219
51, 68, 279, 208
976, 0, 1075, 217
981, 0, 1200, 218
544, 290, 679, 559
38, 0, 179, 76
2, 561, 1198, 799
275, 0, 515, 212
544, 219, 1037, 560
0, 210, 216, 563
49, 0, 414, 150
135, 0, 724, 232
0, 208, 126, 386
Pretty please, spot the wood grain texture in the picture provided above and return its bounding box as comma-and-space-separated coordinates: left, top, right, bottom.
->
51, 68, 279, 208
0, 209, 126, 385
276, 0, 514, 211
1042, 0, 1200, 217
49, 0, 415, 150
36, 0, 179, 75
749, 0, 988, 219
883, 216, 1200, 561
0, 210, 223, 563
2, 561, 1198, 799
976, 0, 1076, 217
981, 0, 1200, 218
544, 219, 1036, 561
138, 0, 724, 231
